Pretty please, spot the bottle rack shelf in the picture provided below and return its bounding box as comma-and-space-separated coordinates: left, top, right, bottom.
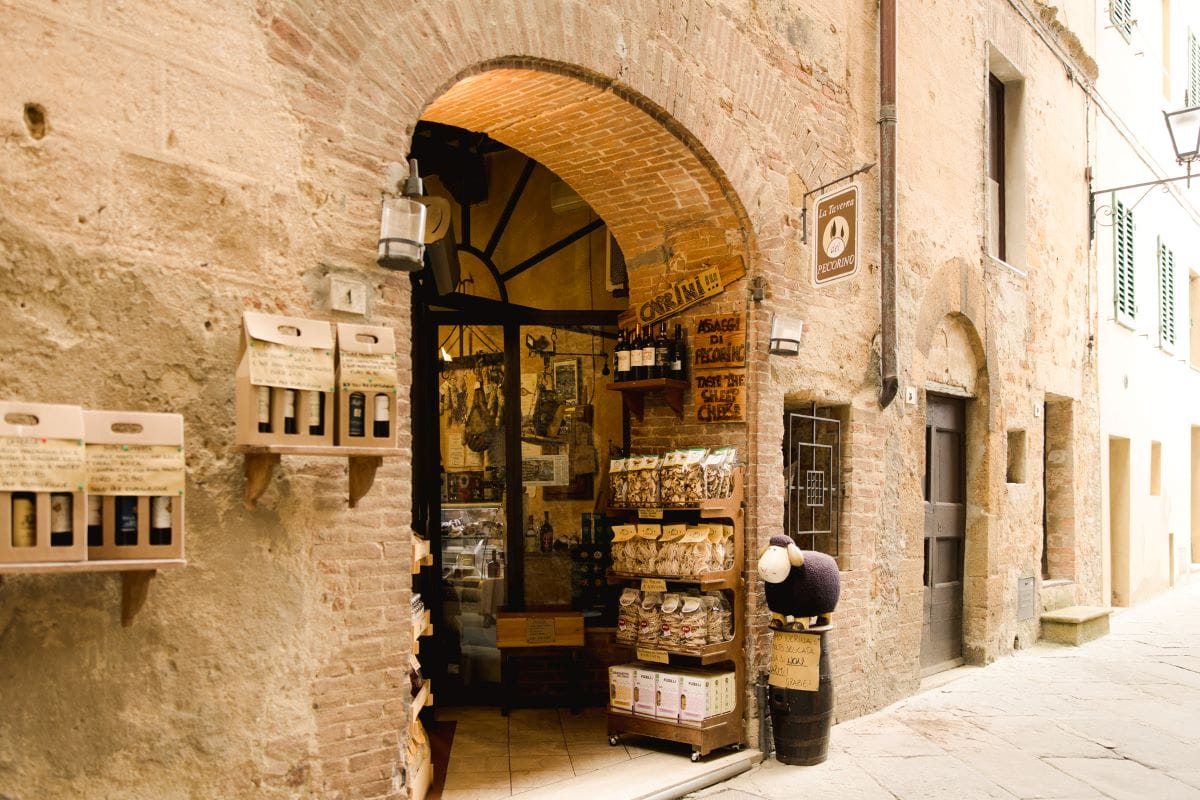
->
0, 558, 186, 626
235, 444, 404, 510
606, 378, 689, 420
605, 467, 745, 760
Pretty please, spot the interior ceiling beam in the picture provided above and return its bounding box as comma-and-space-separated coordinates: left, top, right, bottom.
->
484, 157, 536, 260
501, 218, 604, 282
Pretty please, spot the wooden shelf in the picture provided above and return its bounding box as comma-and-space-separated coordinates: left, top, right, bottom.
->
607, 568, 739, 592
606, 469, 745, 521
411, 680, 432, 723
606, 379, 688, 420
412, 609, 432, 652
0, 558, 186, 627
615, 637, 739, 665
607, 706, 743, 758
411, 537, 433, 574
235, 444, 404, 510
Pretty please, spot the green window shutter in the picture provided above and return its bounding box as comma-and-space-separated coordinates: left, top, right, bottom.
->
1190, 31, 1200, 105
1111, 0, 1134, 41
1159, 237, 1177, 351
1114, 199, 1136, 326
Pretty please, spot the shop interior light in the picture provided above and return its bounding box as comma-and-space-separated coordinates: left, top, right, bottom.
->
377, 158, 427, 271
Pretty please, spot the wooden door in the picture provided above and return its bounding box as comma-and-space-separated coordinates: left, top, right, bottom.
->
921, 395, 966, 673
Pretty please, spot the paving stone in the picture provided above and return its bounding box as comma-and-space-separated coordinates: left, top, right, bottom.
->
1045, 757, 1200, 800
858, 754, 1014, 799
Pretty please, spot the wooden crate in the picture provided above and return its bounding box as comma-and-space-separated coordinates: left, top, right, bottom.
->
496, 609, 584, 648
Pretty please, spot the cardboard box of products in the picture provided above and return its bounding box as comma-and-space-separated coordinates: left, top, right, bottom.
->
83, 409, 185, 561
676, 667, 736, 726
655, 671, 682, 721
335, 323, 398, 447
608, 664, 635, 712
0, 401, 88, 564
634, 667, 658, 716
235, 312, 335, 447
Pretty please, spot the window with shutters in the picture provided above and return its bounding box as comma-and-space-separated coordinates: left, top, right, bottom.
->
1114, 199, 1136, 328
1189, 31, 1200, 104
1158, 237, 1177, 351
1110, 0, 1134, 42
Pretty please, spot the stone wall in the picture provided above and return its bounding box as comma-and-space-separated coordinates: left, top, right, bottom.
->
0, 0, 1102, 797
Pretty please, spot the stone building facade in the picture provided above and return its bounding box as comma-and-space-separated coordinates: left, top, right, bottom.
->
0, 1, 1102, 798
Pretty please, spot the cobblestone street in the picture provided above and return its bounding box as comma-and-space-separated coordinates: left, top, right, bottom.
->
693, 579, 1200, 800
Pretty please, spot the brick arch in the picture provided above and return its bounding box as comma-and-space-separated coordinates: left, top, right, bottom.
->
420, 58, 750, 266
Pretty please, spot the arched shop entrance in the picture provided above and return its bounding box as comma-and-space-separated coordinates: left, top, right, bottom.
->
407, 58, 755, 738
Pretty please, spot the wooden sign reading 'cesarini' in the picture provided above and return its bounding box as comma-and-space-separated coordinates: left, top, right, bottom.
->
693, 313, 746, 423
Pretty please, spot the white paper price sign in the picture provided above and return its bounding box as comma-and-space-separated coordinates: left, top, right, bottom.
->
640, 578, 668, 593
0, 436, 86, 493
768, 631, 821, 691
86, 444, 186, 496
339, 351, 398, 393
247, 340, 335, 392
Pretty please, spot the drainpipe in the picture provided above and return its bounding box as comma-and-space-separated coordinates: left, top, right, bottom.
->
879, 0, 899, 409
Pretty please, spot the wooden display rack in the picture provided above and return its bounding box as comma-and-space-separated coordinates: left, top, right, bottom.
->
410, 528, 434, 800
605, 467, 746, 761
606, 378, 689, 421
236, 445, 403, 510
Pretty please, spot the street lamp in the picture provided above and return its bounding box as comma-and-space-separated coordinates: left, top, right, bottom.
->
377, 159, 427, 271
1163, 105, 1200, 182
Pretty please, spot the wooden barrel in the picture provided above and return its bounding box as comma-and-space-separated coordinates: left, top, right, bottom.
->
768, 628, 833, 766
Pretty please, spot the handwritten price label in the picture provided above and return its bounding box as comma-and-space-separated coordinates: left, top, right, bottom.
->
636, 647, 670, 664
768, 631, 821, 691
86, 444, 185, 496
247, 340, 335, 392
0, 436, 86, 493
640, 578, 668, 593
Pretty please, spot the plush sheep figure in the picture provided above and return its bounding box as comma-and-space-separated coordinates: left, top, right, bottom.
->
758, 534, 840, 631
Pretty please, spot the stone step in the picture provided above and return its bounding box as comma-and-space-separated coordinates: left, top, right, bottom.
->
1040, 579, 1078, 613
1039, 605, 1112, 646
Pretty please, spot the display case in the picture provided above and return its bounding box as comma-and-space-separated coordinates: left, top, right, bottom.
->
441, 503, 506, 691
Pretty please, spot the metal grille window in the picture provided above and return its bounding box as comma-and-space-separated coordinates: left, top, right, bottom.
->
1159, 236, 1177, 351
1114, 199, 1136, 327
1110, 0, 1134, 41
784, 405, 841, 556
1190, 31, 1200, 104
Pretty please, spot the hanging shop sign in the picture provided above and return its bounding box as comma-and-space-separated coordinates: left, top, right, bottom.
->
693, 313, 746, 370
813, 183, 859, 286
693, 312, 746, 423
636, 266, 724, 326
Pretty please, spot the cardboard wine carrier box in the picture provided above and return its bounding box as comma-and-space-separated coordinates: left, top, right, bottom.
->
0, 401, 88, 564
335, 323, 398, 447
236, 312, 336, 446
84, 410, 185, 561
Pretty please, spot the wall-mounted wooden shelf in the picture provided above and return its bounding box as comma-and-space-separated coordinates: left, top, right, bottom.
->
411, 537, 433, 574
0, 558, 186, 626
411, 680, 432, 723
235, 445, 403, 510
606, 379, 688, 420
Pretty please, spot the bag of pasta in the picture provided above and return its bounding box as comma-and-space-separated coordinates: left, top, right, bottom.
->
659, 593, 683, 649
632, 523, 661, 574
703, 446, 737, 500
610, 524, 638, 574
654, 524, 687, 577
616, 587, 640, 645
608, 457, 628, 507
626, 454, 661, 508
705, 592, 733, 644
679, 594, 709, 653
679, 526, 714, 579
658, 450, 687, 507
637, 592, 663, 646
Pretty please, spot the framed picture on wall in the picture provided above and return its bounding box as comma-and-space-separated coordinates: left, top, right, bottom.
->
553, 357, 581, 404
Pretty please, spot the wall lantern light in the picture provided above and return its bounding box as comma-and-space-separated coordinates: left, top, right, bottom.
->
1088, 105, 1200, 242
769, 314, 803, 356
377, 158, 427, 271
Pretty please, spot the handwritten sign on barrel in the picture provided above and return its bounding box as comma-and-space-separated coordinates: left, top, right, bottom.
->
693, 313, 746, 423
768, 631, 821, 691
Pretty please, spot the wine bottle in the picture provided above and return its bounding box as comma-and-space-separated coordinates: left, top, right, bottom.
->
640, 325, 656, 380
373, 393, 390, 438
257, 387, 272, 433
307, 391, 324, 435
654, 322, 670, 379
150, 496, 172, 546
670, 323, 686, 381
629, 325, 643, 381
115, 496, 138, 546
539, 511, 554, 554
50, 492, 72, 547
87, 496, 103, 547
348, 392, 366, 436
12, 492, 35, 547
615, 329, 630, 382
525, 514, 538, 553
486, 548, 501, 579
283, 389, 297, 435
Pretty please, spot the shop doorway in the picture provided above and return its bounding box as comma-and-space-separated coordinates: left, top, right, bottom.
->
1108, 436, 1131, 607
921, 394, 966, 674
